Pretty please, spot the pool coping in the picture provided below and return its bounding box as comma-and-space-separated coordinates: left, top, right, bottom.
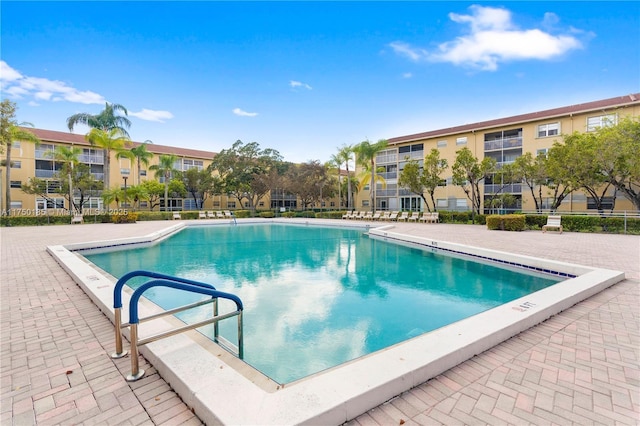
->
46, 219, 625, 425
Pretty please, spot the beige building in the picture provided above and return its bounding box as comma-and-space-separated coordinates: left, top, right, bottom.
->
355, 93, 640, 213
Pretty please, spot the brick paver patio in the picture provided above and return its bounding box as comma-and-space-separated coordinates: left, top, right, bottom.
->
1, 220, 638, 425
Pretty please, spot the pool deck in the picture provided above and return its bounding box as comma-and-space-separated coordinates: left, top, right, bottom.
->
1, 219, 638, 425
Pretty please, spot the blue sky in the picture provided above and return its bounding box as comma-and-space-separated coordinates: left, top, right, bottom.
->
2, 1, 639, 163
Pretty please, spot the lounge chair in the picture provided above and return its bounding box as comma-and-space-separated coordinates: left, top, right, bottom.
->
207, 211, 215, 218
371, 212, 382, 221
363, 211, 373, 220
388, 211, 399, 221
397, 212, 409, 222
70, 212, 83, 224
407, 212, 420, 222
172, 212, 181, 220
342, 210, 353, 220
542, 215, 563, 233
380, 211, 390, 221
198, 211, 207, 219
216, 211, 224, 218
419, 212, 439, 223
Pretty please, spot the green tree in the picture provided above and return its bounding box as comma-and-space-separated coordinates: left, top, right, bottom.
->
513, 152, 548, 212
285, 160, 333, 210
48, 146, 82, 213
0, 100, 41, 215
353, 139, 388, 212
140, 179, 165, 210
330, 144, 355, 210
85, 128, 130, 190
452, 147, 496, 216
543, 144, 575, 211
149, 154, 179, 211
182, 168, 216, 210
124, 184, 149, 210
398, 149, 448, 212
129, 142, 154, 185
67, 102, 131, 136
208, 140, 283, 211
594, 117, 640, 210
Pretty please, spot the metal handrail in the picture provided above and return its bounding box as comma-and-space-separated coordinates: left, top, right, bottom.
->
112, 270, 218, 358
110, 271, 244, 382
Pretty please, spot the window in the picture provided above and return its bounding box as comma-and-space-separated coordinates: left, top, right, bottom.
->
456, 137, 467, 145
437, 140, 447, 148
182, 159, 204, 171
12, 141, 21, 148
456, 198, 468, 208
536, 148, 548, 157
587, 114, 617, 131
11, 161, 21, 169
139, 201, 149, 208
121, 168, 130, 175
537, 122, 559, 138
140, 170, 147, 176
362, 200, 370, 207
587, 197, 615, 210
437, 199, 448, 208
10, 201, 22, 209
227, 201, 236, 209
10, 181, 21, 188
213, 201, 220, 207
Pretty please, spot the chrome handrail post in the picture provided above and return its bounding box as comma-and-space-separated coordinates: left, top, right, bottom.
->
238, 312, 244, 359
126, 324, 145, 381
111, 307, 128, 358
213, 298, 219, 341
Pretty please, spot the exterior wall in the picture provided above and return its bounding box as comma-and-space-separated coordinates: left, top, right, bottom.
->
355, 97, 640, 213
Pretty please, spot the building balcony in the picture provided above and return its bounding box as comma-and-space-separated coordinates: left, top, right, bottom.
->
484, 136, 523, 151
484, 183, 522, 193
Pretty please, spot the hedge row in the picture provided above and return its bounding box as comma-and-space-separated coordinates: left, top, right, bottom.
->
486, 214, 526, 231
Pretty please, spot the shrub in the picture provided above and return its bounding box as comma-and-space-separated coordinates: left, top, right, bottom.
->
282, 211, 296, 218
111, 212, 138, 223
300, 211, 316, 218
315, 211, 344, 219
486, 214, 526, 231
258, 211, 275, 218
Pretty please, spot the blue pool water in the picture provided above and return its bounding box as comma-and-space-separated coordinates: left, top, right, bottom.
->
83, 224, 561, 383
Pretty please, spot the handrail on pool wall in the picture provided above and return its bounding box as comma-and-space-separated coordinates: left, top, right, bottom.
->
112, 270, 218, 358
110, 271, 244, 382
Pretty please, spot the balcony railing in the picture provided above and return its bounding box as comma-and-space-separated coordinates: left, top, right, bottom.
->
484, 183, 522, 193
484, 136, 523, 151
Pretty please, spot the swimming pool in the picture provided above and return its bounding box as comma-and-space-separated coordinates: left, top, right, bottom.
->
83, 223, 561, 383
49, 219, 624, 424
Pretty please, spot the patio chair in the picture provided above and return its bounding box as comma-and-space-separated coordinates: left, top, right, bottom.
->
71, 212, 83, 224
542, 215, 563, 234
207, 211, 215, 218
419, 212, 439, 223
216, 211, 224, 218
380, 211, 390, 221
363, 211, 373, 220
224, 210, 233, 218
172, 212, 181, 220
397, 211, 409, 222
407, 212, 420, 222
371, 212, 382, 221
198, 211, 207, 219
342, 210, 353, 219
388, 211, 399, 221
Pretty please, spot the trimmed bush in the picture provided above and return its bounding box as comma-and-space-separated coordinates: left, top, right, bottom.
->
486, 214, 526, 231
258, 211, 275, 218
281, 211, 296, 218
111, 212, 138, 223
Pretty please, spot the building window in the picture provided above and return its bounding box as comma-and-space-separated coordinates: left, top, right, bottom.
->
537, 122, 559, 138
227, 201, 236, 209
10, 201, 22, 209
259, 202, 265, 207
437, 199, 448, 208
587, 114, 617, 132
10, 180, 21, 188
182, 159, 204, 171
213, 201, 220, 207
11, 161, 21, 169
121, 168, 130, 175
456, 198, 467, 208
437, 140, 447, 148
140, 170, 147, 176
456, 137, 467, 145
536, 148, 548, 157
139, 201, 149, 208
587, 197, 615, 210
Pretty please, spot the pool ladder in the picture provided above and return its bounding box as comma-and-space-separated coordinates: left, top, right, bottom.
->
111, 270, 244, 381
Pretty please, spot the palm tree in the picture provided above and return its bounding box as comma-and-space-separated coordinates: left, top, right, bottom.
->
67, 102, 131, 191
48, 146, 81, 213
353, 139, 388, 212
85, 128, 130, 190
336, 144, 354, 210
67, 102, 131, 136
327, 154, 343, 209
1, 100, 41, 215
130, 143, 154, 185
149, 154, 179, 211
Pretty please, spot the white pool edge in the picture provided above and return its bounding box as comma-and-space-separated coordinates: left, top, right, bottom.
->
47, 219, 626, 425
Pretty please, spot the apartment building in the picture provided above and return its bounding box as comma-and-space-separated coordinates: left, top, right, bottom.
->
355, 93, 640, 213
2, 128, 220, 214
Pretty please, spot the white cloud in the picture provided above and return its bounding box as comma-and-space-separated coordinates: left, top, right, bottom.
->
402, 72, 413, 79
0, 60, 106, 104
290, 80, 312, 90
129, 108, 174, 122
390, 5, 585, 71
232, 107, 258, 117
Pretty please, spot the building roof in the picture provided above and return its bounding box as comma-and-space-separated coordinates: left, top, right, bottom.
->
387, 93, 640, 145
23, 128, 218, 160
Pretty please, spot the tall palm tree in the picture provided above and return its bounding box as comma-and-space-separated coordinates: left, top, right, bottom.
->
130, 143, 154, 185
353, 139, 388, 212
336, 144, 354, 210
48, 146, 81, 213
327, 154, 343, 209
85, 128, 130, 190
67, 102, 131, 191
149, 154, 179, 211
67, 102, 131, 136
1, 99, 41, 215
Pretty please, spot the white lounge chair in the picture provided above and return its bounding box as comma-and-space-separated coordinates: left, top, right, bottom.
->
207, 211, 215, 218
397, 212, 409, 222
342, 210, 353, 220
542, 215, 563, 233
198, 211, 207, 219
363, 211, 373, 220
71, 213, 83, 224
388, 211, 399, 221
216, 211, 224, 218
407, 212, 420, 222
172, 212, 181, 220
371, 212, 382, 221
380, 211, 390, 221
419, 212, 439, 223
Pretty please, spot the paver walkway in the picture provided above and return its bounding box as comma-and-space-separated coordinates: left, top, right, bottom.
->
1, 220, 638, 425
